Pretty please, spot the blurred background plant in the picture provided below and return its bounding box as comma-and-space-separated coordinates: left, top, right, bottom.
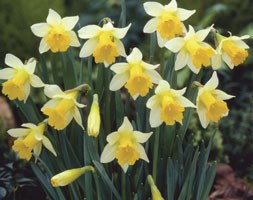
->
0, 0, 252, 199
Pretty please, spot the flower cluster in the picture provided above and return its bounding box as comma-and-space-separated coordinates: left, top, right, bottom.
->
0, 0, 250, 192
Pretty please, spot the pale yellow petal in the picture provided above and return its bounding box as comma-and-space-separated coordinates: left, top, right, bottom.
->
5, 54, 23, 69
79, 38, 98, 57
112, 24, 131, 39
62, 16, 79, 31
144, 2, 163, 17
78, 25, 101, 39
31, 23, 50, 37
43, 136, 57, 156
100, 144, 116, 163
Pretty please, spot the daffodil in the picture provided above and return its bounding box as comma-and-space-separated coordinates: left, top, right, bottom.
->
41, 84, 85, 130
51, 166, 95, 187
0, 54, 44, 102
143, 0, 195, 47
146, 80, 195, 127
109, 47, 162, 99
78, 21, 131, 66
147, 175, 164, 200
87, 94, 101, 137
31, 9, 80, 54
100, 117, 152, 172
8, 122, 56, 160
165, 25, 216, 74
212, 33, 250, 69
196, 72, 234, 128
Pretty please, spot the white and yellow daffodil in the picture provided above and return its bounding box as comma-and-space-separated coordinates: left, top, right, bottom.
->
31, 9, 80, 53
212, 33, 250, 70
78, 21, 131, 66
100, 117, 152, 172
165, 25, 216, 74
0, 54, 44, 102
8, 122, 56, 160
51, 166, 94, 187
41, 84, 85, 130
109, 47, 162, 99
146, 80, 195, 127
143, 0, 195, 48
87, 94, 101, 137
196, 72, 234, 128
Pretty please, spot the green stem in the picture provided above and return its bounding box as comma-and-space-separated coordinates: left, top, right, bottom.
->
88, 56, 93, 88
79, 58, 84, 85
93, 172, 102, 200
120, 0, 126, 27
149, 33, 156, 64
152, 128, 160, 182
104, 68, 111, 134
160, 48, 165, 78
121, 171, 126, 200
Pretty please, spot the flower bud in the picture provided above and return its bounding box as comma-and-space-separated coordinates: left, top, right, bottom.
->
147, 175, 164, 200
87, 94, 101, 137
51, 166, 95, 187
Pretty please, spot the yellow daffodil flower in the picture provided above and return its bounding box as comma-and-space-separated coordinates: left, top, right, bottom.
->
146, 80, 195, 127
100, 117, 152, 172
31, 9, 80, 54
8, 122, 57, 160
147, 175, 164, 200
196, 72, 234, 128
0, 54, 44, 102
87, 94, 101, 137
41, 84, 85, 130
212, 33, 250, 69
143, 0, 195, 47
51, 166, 95, 187
78, 21, 131, 67
165, 25, 216, 74
110, 47, 162, 99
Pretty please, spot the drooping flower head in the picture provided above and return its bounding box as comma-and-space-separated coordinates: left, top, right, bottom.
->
147, 80, 195, 127
165, 25, 216, 74
109, 48, 162, 99
196, 72, 234, 128
51, 166, 95, 187
212, 33, 250, 70
8, 122, 57, 160
41, 84, 85, 130
87, 94, 101, 137
100, 117, 152, 172
31, 9, 80, 53
143, 0, 195, 47
0, 54, 44, 102
78, 20, 131, 67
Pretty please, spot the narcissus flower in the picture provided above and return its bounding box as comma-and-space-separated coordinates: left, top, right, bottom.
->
196, 72, 234, 128
100, 117, 152, 172
31, 9, 80, 53
165, 25, 216, 74
110, 48, 162, 99
41, 84, 85, 130
212, 33, 250, 69
143, 0, 195, 47
78, 21, 131, 66
147, 175, 164, 200
8, 122, 56, 160
87, 94, 101, 137
0, 54, 44, 102
147, 80, 195, 127
51, 166, 95, 187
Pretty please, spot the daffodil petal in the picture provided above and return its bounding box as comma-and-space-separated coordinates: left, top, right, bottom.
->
118, 117, 133, 132
222, 53, 234, 69
8, 128, 30, 138
69, 31, 80, 47
195, 25, 213, 42
155, 80, 170, 94
33, 143, 42, 158
143, 2, 163, 17
79, 38, 98, 57
146, 95, 159, 109
127, 48, 143, 63
23, 82, 30, 103
149, 108, 163, 128
31, 23, 50, 37
176, 8, 196, 21
212, 54, 222, 70
177, 96, 196, 108
205, 71, 219, 89
44, 84, 65, 98
233, 40, 249, 49
197, 103, 209, 128
0, 68, 15, 80
115, 39, 127, 57
62, 16, 79, 31
187, 60, 200, 74
156, 32, 168, 48
24, 60, 36, 74
113, 24, 131, 39
175, 50, 189, 71
22, 123, 37, 129
214, 89, 235, 100
165, 37, 185, 53
39, 38, 50, 54
5, 54, 23, 69
143, 18, 159, 33
121, 164, 129, 173
30, 75, 45, 87
136, 143, 149, 162
43, 136, 57, 156
145, 69, 162, 84
106, 131, 119, 145
78, 25, 101, 39
73, 107, 84, 129
110, 63, 129, 74
100, 144, 116, 163
166, 0, 177, 10
134, 131, 153, 143
47, 9, 61, 25
109, 73, 128, 91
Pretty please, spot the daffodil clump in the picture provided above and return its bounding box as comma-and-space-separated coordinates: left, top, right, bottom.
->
0, 1, 250, 199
